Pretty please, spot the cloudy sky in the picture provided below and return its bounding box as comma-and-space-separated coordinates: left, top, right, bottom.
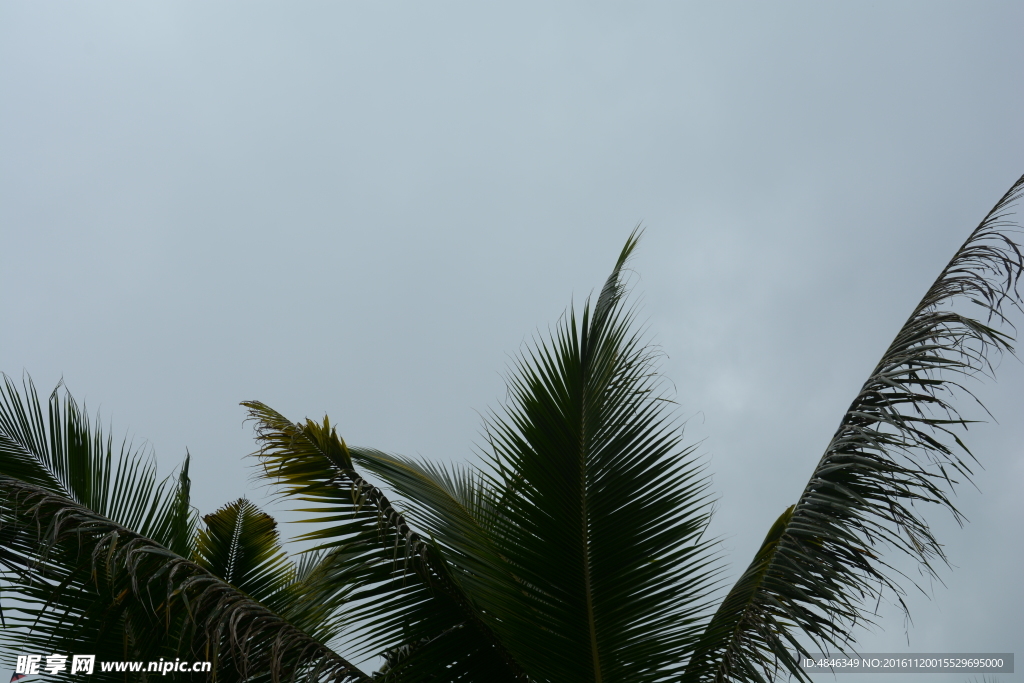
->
2, 2, 1022, 681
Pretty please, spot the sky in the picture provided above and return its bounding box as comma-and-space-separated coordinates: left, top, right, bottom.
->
1, 2, 1022, 681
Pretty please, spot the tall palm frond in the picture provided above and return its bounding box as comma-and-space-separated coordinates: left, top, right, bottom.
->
683, 172, 1024, 682
246, 232, 723, 683
453, 232, 722, 682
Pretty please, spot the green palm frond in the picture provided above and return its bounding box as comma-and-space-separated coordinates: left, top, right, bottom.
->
194, 499, 292, 605
244, 402, 526, 682
459, 231, 721, 682
0, 374, 197, 671
0, 375, 196, 551
0, 376, 370, 683
684, 172, 1024, 682
0, 475, 371, 683
192, 499, 355, 655
341, 447, 535, 681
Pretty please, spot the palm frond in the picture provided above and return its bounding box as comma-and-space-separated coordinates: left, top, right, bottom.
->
0, 377, 368, 682
0, 374, 197, 671
343, 448, 507, 599
194, 499, 294, 607
0, 374, 194, 548
684, 172, 1024, 682
469, 231, 722, 683
192, 498, 354, 653
0, 474, 371, 683
244, 402, 526, 682
339, 447, 539, 681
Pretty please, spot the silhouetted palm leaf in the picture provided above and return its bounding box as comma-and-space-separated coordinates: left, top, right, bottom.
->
0, 378, 369, 683
683, 172, 1024, 682
455, 233, 721, 682
243, 403, 525, 682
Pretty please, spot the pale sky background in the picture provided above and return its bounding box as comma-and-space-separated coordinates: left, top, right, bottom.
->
1, 3, 1022, 681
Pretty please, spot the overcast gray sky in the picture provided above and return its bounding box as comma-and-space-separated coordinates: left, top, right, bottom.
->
2, 2, 1022, 681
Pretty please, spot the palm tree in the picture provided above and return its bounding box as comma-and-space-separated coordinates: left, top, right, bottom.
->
2, 172, 1022, 683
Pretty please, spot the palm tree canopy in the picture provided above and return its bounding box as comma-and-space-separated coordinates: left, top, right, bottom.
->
2, 172, 1022, 682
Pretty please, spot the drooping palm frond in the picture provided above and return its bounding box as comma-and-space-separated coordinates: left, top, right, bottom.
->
0, 475, 371, 683
684, 172, 1024, 683
338, 446, 537, 680
0, 377, 370, 683
0, 375, 197, 671
244, 402, 526, 682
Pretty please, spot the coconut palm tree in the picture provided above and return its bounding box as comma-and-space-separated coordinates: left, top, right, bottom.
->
2, 172, 1022, 683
